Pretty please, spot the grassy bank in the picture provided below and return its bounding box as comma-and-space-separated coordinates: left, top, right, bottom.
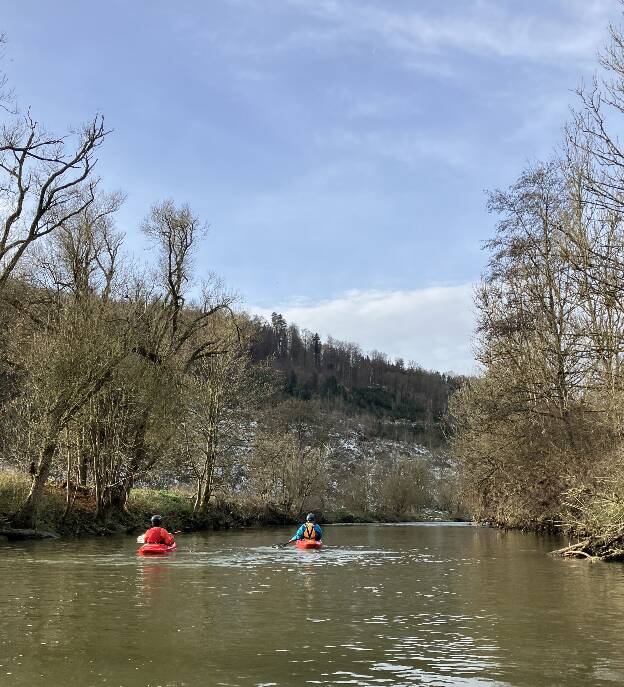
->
0, 471, 302, 537
0, 471, 459, 538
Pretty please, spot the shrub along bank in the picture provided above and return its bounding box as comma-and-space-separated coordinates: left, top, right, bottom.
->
0, 471, 457, 539
448, 16, 624, 562
0, 471, 296, 537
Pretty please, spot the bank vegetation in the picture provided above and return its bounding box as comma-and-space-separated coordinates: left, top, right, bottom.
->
450, 14, 624, 560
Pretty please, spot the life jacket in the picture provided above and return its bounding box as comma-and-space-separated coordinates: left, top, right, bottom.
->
303, 523, 318, 540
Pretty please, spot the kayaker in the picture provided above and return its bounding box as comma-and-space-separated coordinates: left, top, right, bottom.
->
140, 515, 176, 546
289, 513, 323, 544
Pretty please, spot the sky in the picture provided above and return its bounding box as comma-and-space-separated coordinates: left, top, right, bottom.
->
1, 0, 620, 373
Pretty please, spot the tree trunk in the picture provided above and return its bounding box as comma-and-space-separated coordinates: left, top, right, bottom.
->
106, 478, 133, 519
193, 475, 204, 513
12, 440, 58, 529
197, 435, 217, 513
196, 399, 219, 514
78, 439, 89, 487
98, 408, 147, 521
61, 429, 77, 524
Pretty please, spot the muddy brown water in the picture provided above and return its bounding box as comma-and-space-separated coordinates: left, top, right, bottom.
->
1, 523, 624, 686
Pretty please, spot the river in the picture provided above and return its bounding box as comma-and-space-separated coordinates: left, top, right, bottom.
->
1, 523, 624, 686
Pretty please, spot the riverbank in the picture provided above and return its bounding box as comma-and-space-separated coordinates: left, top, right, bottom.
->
0, 471, 456, 539
0, 471, 298, 537
482, 516, 624, 562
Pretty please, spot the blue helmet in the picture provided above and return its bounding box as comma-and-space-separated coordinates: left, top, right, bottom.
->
306, 513, 316, 522
151, 515, 163, 526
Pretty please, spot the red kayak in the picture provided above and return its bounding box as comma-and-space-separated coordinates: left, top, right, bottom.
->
138, 542, 177, 556
296, 539, 323, 550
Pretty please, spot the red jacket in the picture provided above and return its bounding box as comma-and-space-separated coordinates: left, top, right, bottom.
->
143, 526, 175, 545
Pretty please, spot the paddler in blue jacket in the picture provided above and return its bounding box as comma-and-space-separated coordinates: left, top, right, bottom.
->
289, 513, 323, 543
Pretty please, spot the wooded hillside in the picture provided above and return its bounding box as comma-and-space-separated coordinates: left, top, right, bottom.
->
251, 313, 460, 441
0, 31, 462, 532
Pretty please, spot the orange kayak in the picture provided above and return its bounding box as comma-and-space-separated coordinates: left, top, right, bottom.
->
295, 539, 322, 550
138, 542, 177, 556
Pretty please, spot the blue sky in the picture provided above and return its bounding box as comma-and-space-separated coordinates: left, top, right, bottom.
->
1, 0, 619, 372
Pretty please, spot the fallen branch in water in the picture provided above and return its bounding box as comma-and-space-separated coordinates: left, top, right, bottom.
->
552, 535, 624, 561
567, 549, 597, 560
551, 539, 591, 558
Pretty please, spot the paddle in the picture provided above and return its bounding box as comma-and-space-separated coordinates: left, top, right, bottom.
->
137, 530, 182, 544
276, 539, 295, 549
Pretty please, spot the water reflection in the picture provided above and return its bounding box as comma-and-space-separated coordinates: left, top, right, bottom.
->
136, 558, 172, 603
2, 524, 624, 686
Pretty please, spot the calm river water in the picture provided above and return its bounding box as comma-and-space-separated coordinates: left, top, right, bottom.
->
1, 523, 624, 686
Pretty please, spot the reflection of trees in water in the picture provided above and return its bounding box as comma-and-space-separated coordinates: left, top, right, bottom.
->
443, 529, 624, 685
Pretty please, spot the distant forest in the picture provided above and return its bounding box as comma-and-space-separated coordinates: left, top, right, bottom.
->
251, 313, 462, 438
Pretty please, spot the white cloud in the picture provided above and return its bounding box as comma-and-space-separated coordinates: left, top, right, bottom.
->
190, 0, 614, 75
251, 283, 478, 374
313, 128, 475, 170
276, 0, 613, 64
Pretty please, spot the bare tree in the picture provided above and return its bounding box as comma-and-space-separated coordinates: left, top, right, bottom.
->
0, 113, 107, 291
181, 336, 276, 514
73, 201, 242, 520
7, 187, 131, 528
249, 400, 332, 517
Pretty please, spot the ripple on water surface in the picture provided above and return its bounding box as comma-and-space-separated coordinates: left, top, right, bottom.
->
2, 524, 624, 687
